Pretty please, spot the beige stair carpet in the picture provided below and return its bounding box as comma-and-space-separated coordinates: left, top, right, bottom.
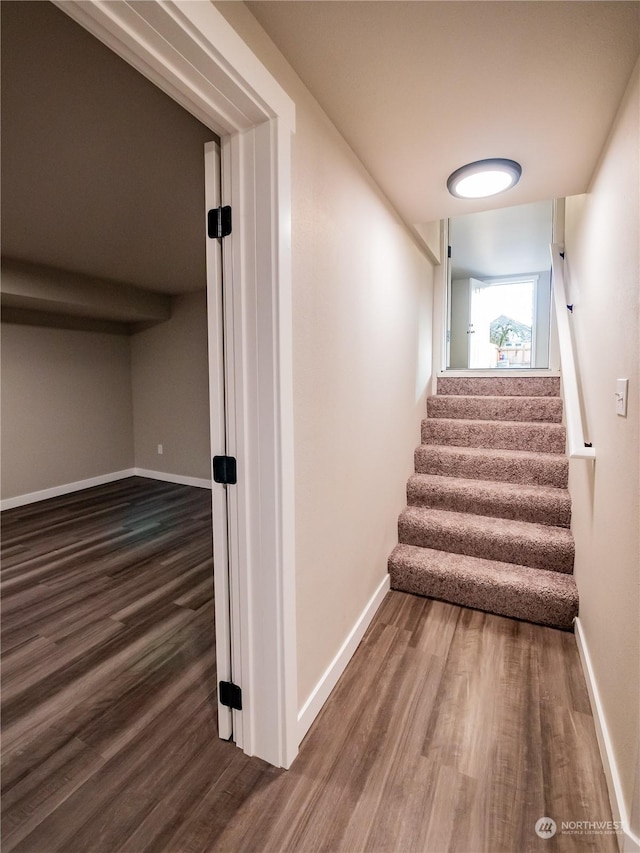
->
389, 376, 579, 630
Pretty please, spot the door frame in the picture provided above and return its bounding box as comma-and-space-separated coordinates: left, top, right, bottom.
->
55, 0, 298, 768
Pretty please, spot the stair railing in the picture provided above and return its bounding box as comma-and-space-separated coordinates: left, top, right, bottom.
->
550, 243, 596, 459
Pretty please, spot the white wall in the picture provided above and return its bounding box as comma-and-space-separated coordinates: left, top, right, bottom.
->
1, 322, 134, 499
215, 2, 434, 709
564, 58, 639, 846
130, 291, 211, 480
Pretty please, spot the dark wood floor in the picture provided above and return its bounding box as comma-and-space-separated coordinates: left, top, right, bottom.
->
1, 478, 617, 852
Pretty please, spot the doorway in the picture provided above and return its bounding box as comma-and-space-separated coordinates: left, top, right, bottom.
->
1, 0, 234, 734
468, 277, 536, 369
447, 200, 553, 370
54, 0, 298, 769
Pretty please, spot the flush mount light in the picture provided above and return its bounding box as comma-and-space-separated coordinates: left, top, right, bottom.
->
447, 158, 522, 199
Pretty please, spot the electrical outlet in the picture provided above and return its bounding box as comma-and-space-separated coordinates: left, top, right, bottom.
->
615, 379, 628, 417
157, 444, 163, 455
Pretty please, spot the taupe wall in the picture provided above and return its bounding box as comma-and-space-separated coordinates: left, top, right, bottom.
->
1, 2, 215, 503
1, 286, 211, 501
215, 2, 434, 709
564, 58, 639, 837
1, 322, 134, 498
130, 291, 211, 480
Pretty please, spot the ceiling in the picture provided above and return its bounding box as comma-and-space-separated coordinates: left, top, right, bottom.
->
1, 1, 215, 295
450, 201, 553, 280
2, 1, 638, 295
244, 0, 640, 228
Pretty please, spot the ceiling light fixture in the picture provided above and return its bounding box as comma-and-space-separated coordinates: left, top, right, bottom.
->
447, 158, 522, 199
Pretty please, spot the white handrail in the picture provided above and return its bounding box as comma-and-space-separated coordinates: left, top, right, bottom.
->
550, 244, 596, 460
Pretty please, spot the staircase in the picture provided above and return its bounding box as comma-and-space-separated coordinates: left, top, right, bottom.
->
388, 375, 579, 630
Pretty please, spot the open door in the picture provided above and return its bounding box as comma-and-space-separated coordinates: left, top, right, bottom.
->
447, 202, 552, 370
468, 278, 494, 368
204, 140, 233, 741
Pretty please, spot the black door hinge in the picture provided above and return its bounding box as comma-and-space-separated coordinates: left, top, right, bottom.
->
213, 455, 237, 485
219, 681, 243, 710
448, 245, 452, 259
208, 205, 232, 238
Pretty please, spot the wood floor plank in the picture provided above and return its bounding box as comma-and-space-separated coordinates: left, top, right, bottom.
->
1, 733, 106, 850
1, 477, 618, 852
9, 682, 219, 853
113, 744, 245, 853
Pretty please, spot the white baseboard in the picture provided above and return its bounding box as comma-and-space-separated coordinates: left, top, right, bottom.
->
625, 825, 640, 852
133, 468, 211, 490
1, 467, 212, 510
298, 573, 390, 744
0, 469, 135, 510
575, 618, 640, 853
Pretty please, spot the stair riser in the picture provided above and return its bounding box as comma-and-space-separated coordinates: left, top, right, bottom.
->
388, 561, 577, 630
422, 419, 566, 454
407, 480, 571, 528
398, 517, 574, 573
414, 447, 568, 488
427, 396, 563, 423
436, 377, 561, 397
393, 375, 575, 628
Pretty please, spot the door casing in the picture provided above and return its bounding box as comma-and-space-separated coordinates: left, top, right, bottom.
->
55, 0, 298, 769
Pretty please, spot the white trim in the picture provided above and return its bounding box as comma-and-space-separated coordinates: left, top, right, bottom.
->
625, 822, 640, 852
548, 201, 564, 372
478, 274, 541, 286
575, 618, 640, 852
431, 218, 449, 395
133, 469, 211, 490
55, 0, 298, 767
52, 1, 295, 136
0, 469, 214, 511
625, 827, 640, 853
297, 574, 390, 744
0, 469, 135, 511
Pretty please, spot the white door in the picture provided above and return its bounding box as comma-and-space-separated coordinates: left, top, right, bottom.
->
468, 278, 494, 368
450, 278, 470, 368
204, 140, 233, 740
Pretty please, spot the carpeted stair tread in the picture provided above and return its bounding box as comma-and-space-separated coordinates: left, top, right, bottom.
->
398, 506, 574, 573
437, 376, 561, 398
414, 444, 568, 488
390, 374, 577, 628
422, 417, 566, 454
407, 473, 571, 527
388, 543, 578, 630
427, 394, 563, 423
